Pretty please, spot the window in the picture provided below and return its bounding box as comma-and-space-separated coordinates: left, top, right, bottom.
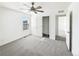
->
21, 15, 29, 30
23, 20, 29, 30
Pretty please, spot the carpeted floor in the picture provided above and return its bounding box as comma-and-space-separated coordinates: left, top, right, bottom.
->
0, 35, 72, 56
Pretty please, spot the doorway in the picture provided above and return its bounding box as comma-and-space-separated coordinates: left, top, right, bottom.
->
55, 15, 66, 41
42, 16, 49, 38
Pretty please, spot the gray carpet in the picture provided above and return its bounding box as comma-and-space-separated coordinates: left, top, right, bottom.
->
0, 35, 72, 56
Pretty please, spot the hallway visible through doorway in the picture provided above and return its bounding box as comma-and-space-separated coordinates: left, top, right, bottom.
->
42, 16, 49, 38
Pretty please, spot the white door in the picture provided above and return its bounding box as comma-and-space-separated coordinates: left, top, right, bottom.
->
65, 15, 70, 50
66, 12, 72, 51
66, 23, 70, 50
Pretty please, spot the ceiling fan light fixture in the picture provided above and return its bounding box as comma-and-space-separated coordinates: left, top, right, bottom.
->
32, 2, 34, 5
21, 2, 44, 14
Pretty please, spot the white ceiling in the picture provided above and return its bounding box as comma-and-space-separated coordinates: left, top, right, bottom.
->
0, 2, 71, 14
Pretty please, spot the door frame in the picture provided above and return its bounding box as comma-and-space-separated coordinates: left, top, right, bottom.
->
55, 14, 66, 40
42, 16, 49, 37
69, 11, 72, 52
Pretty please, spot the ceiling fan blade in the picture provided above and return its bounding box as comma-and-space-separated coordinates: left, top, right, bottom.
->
20, 8, 30, 10
23, 3, 31, 8
34, 11, 37, 14
36, 10, 44, 12
36, 6, 42, 9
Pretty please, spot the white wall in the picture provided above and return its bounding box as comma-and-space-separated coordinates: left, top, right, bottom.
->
66, 3, 79, 56
49, 13, 56, 40
31, 9, 67, 40
0, 7, 31, 46
31, 13, 37, 36
31, 10, 56, 40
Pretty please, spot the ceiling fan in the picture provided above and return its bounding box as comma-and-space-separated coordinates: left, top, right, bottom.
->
21, 2, 44, 14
